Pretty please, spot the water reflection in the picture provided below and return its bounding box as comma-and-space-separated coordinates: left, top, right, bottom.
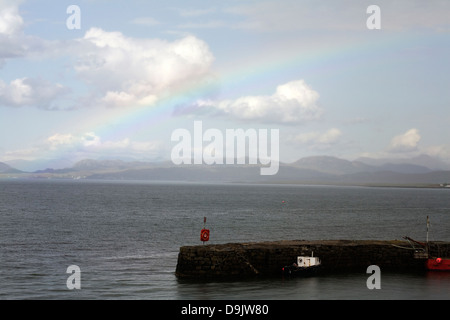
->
176, 270, 450, 300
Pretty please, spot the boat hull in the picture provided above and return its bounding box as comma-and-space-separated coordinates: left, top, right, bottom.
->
426, 258, 450, 271
282, 265, 321, 277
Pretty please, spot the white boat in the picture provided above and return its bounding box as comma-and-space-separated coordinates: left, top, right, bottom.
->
282, 252, 321, 276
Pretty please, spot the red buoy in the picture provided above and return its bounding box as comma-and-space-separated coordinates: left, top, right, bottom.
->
200, 229, 210, 242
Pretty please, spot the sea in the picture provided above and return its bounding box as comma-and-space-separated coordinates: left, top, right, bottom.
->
0, 179, 449, 301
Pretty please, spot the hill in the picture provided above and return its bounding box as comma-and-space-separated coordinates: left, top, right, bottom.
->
0, 162, 23, 174
2, 156, 450, 187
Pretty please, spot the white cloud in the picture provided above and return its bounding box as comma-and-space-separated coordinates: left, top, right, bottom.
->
293, 128, 342, 145
2, 132, 164, 163
186, 80, 322, 124
0, 77, 69, 109
357, 130, 450, 164
44, 132, 163, 159
0, 4, 215, 110
424, 145, 450, 164
0, 1, 66, 68
74, 28, 215, 109
388, 128, 421, 153
47, 133, 76, 150
80, 132, 101, 147
288, 128, 343, 155
0, 2, 23, 35
0, 2, 25, 65
2, 147, 39, 161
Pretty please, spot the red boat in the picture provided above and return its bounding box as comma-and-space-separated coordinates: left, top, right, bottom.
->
425, 257, 450, 271
402, 216, 450, 272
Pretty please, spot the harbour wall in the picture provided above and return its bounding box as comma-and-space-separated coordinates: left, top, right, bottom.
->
175, 240, 450, 278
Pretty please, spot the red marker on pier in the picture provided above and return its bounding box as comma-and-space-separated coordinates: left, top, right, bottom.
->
201, 217, 209, 244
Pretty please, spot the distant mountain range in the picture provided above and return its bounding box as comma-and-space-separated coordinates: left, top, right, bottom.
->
0, 162, 23, 174
1, 155, 450, 187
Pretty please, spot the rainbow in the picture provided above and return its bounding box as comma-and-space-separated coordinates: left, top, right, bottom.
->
41, 30, 422, 164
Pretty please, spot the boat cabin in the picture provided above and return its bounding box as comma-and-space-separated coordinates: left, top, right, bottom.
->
296, 254, 321, 267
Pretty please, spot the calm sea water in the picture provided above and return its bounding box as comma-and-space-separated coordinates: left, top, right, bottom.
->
0, 179, 449, 300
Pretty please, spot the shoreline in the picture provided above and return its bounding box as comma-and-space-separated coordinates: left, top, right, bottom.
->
1, 174, 450, 190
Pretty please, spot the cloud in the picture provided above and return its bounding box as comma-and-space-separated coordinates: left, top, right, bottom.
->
0, 2, 23, 35
424, 145, 450, 164
5, 132, 164, 161
183, 80, 322, 124
0, 77, 70, 109
130, 17, 160, 26
0, 3, 215, 110
74, 28, 215, 109
293, 128, 342, 145
0, 2, 25, 65
178, 20, 226, 29
388, 128, 421, 153
175, 7, 226, 29
226, 0, 450, 33
226, 0, 358, 32
70, 135, 164, 160
47, 133, 76, 149
0, 2, 67, 69
288, 128, 343, 153
2, 131, 165, 164
358, 129, 450, 163
80, 132, 101, 147
178, 8, 217, 17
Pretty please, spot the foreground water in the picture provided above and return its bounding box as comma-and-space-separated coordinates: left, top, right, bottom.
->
0, 179, 449, 300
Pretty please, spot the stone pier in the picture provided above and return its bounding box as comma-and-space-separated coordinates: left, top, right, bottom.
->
175, 240, 450, 278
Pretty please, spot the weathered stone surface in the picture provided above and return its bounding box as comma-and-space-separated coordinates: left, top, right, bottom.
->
175, 240, 450, 278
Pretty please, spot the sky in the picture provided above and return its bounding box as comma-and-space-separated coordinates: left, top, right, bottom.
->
1, 0, 450, 171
